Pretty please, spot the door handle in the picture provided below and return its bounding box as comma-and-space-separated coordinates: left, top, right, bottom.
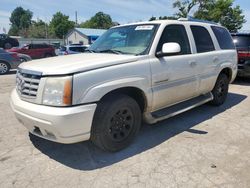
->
189, 61, 197, 67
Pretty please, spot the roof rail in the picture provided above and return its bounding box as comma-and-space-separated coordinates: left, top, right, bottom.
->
178, 16, 218, 25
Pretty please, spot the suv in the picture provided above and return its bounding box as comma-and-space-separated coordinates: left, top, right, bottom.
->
10, 19, 237, 151
58, 44, 89, 55
0, 34, 19, 49
232, 33, 250, 77
0, 49, 21, 74
7, 43, 55, 59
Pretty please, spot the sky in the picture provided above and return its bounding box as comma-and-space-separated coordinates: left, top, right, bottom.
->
0, 0, 249, 33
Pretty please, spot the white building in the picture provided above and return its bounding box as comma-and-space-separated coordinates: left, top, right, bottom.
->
65, 28, 107, 45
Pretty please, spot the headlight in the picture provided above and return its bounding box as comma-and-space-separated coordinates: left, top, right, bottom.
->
42, 76, 72, 106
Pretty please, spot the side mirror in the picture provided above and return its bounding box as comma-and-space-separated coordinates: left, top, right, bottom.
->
156, 42, 181, 58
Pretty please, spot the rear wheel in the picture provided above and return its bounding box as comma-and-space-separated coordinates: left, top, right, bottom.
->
91, 94, 142, 152
44, 53, 52, 58
210, 73, 229, 106
0, 62, 10, 75
4, 43, 12, 49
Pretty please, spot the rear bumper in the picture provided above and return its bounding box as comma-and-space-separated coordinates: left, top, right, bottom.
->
10, 89, 97, 144
238, 61, 250, 77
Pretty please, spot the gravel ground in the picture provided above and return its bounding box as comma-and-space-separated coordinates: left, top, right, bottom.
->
0, 72, 250, 188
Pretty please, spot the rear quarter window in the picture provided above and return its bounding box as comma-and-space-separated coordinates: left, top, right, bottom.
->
191, 26, 215, 53
211, 26, 235, 49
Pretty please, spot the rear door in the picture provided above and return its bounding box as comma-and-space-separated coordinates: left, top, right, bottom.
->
189, 25, 218, 94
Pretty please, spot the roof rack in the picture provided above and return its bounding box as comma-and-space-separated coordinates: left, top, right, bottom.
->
178, 16, 218, 25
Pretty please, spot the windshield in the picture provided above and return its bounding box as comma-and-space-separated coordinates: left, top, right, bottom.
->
88, 24, 159, 55
232, 36, 250, 48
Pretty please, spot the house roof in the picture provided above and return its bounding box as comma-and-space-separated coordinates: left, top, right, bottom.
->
75, 28, 107, 37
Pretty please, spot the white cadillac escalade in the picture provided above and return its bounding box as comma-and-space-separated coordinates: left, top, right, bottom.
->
10, 18, 237, 151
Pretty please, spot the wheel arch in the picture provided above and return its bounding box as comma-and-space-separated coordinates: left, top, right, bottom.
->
99, 87, 148, 112
219, 67, 233, 81
0, 60, 10, 68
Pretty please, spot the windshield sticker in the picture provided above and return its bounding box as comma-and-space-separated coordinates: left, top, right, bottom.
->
135, 25, 154, 30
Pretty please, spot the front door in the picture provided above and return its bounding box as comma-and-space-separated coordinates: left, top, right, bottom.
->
150, 24, 199, 111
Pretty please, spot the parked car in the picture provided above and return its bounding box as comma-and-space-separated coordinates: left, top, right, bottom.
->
58, 44, 89, 55
11, 18, 237, 152
18, 53, 32, 62
0, 34, 19, 49
232, 33, 250, 77
0, 48, 21, 75
7, 43, 56, 59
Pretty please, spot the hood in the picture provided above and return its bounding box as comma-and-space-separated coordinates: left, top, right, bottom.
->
19, 53, 139, 75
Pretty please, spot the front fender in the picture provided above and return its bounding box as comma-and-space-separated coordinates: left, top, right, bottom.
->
79, 77, 152, 105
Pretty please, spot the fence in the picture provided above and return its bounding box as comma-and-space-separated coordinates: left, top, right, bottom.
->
17, 38, 65, 47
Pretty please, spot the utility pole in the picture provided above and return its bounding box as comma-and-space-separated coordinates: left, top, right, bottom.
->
75, 11, 78, 26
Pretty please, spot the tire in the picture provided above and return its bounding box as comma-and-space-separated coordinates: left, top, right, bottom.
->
91, 94, 142, 152
0, 61, 10, 75
210, 73, 229, 106
4, 43, 12, 49
44, 53, 52, 58
20, 57, 27, 62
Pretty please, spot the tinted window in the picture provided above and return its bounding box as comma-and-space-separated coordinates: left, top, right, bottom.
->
157, 25, 191, 55
232, 35, 250, 48
191, 26, 215, 53
211, 26, 235, 49
69, 47, 86, 52
33, 44, 49, 49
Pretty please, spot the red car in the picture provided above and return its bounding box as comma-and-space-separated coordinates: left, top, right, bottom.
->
7, 43, 56, 59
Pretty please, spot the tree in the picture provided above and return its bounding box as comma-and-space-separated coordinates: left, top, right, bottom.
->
80, 12, 114, 29
173, 0, 198, 18
149, 16, 157, 21
27, 20, 49, 38
49, 12, 75, 39
194, 0, 245, 32
9, 7, 33, 36
149, 16, 177, 21
173, 0, 245, 32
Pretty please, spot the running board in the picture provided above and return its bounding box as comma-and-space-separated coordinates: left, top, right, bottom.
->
151, 92, 213, 122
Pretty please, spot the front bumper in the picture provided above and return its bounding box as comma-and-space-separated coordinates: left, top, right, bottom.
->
10, 60, 21, 69
10, 89, 97, 144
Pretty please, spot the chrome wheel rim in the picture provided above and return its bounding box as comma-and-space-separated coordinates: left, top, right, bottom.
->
0, 63, 8, 74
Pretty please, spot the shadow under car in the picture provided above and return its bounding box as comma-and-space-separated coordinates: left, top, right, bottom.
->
29, 92, 247, 171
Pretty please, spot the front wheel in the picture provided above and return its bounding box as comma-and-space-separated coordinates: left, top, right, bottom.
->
210, 73, 229, 106
4, 43, 12, 49
91, 94, 142, 152
0, 62, 10, 75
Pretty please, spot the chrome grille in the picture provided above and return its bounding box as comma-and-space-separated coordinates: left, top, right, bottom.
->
16, 69, 42, 99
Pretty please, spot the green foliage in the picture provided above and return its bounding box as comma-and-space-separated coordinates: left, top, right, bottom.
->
80, 12, 114, 29
49, 12, 75, 39
27, 20, 49, 38
194, 0, 246, 32
172, 0, 245, 32
9, 7, 33, 36
149, 16, 177, 21
149, 16, 157, 21
173, 0, 198, 18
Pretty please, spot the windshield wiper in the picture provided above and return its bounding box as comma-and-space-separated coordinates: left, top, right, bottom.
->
98, 49, 126, 54
84, 49, 96, 53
